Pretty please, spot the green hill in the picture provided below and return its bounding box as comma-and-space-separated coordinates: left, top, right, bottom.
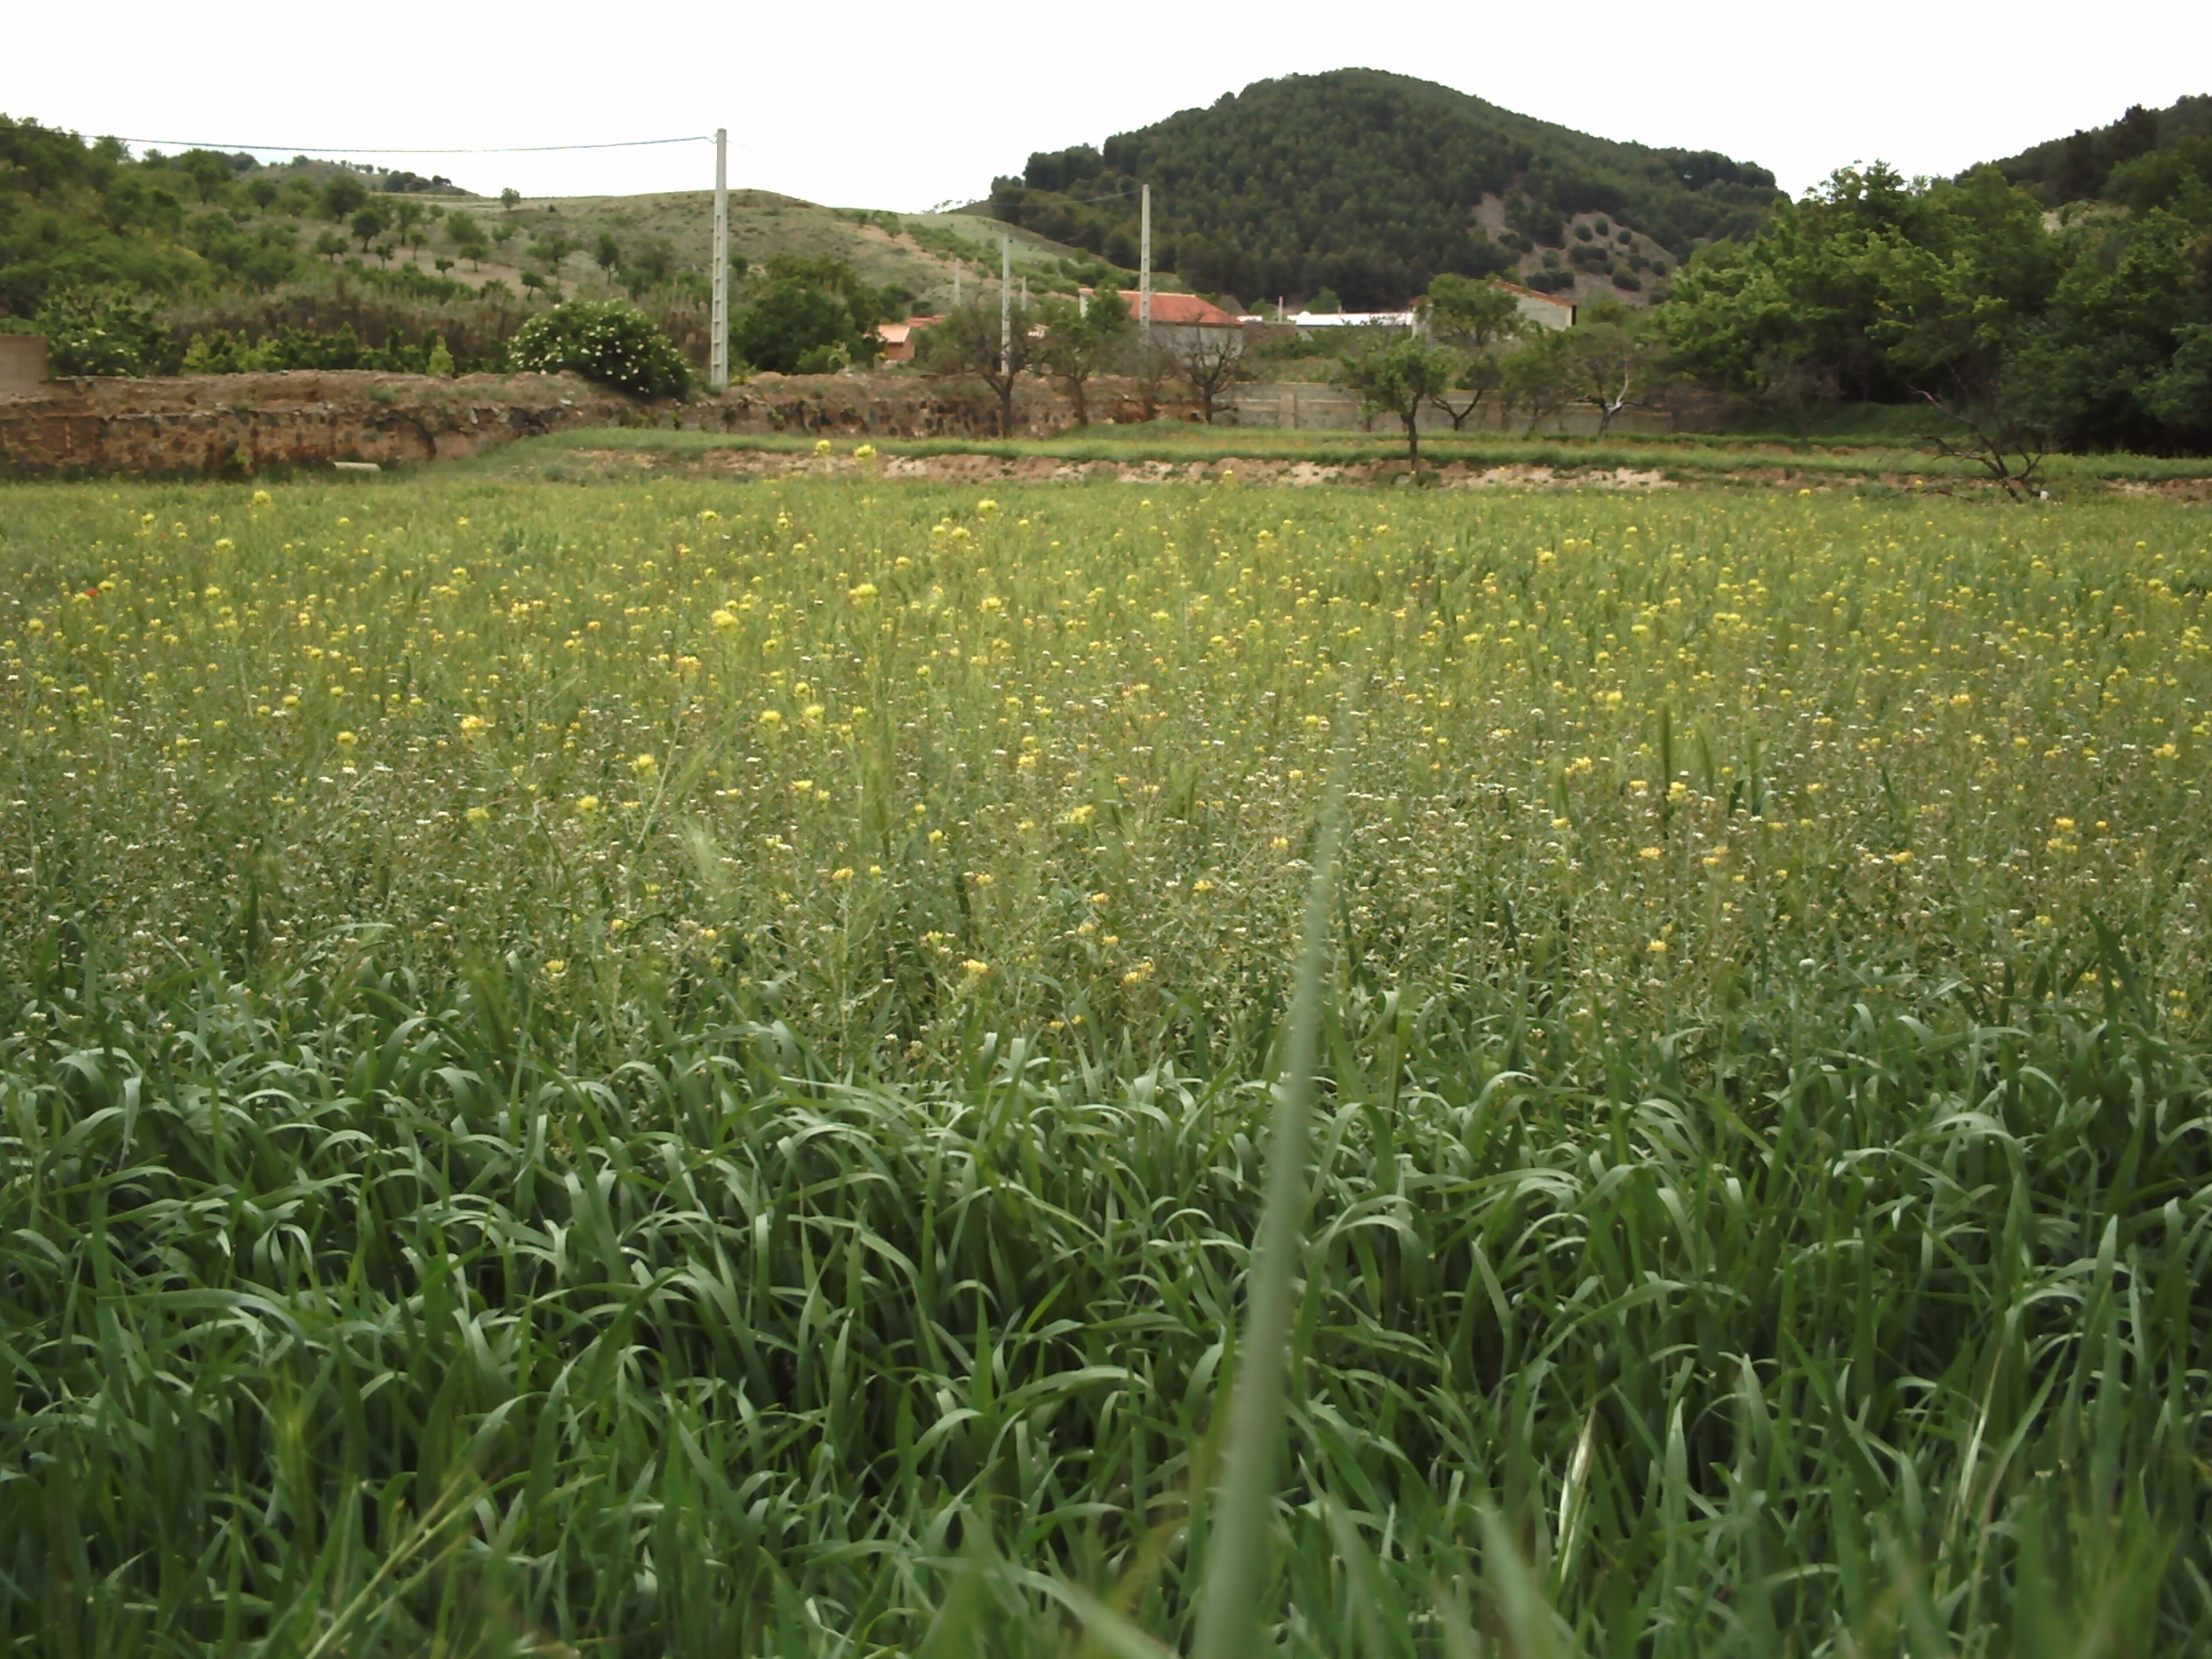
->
1980, 94, 2212, 206
1, 114, 1120, 376
0, 117, 208, 313
972, 69, 1781, 310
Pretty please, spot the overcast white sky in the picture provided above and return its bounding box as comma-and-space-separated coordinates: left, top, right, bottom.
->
8, 1, 2207, 210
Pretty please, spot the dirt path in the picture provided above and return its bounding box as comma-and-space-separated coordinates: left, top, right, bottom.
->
555, 447, 1686, 490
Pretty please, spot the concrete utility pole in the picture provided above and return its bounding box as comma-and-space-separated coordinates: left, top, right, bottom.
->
709, 128, 729, 393
1139, 183, 1152, 346
1000, 233, 1012, 380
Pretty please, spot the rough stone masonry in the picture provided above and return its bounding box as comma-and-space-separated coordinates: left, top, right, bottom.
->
0, 369, 1181, 478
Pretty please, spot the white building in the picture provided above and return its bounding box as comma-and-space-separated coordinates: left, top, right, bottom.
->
1496, 282, 1577, 331
1288, 309, 1418, 334
1290, 282, 1578, 337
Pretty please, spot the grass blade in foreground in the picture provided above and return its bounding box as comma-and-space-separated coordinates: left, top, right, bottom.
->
1190, 776, 1345, 1659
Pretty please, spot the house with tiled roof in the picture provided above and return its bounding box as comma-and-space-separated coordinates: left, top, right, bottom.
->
1104, 288, 1243, 358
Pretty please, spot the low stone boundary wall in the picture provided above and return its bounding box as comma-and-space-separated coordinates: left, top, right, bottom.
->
0, 370, 1202, 479
0, 372, 636, 478
1, 365, 1731, 480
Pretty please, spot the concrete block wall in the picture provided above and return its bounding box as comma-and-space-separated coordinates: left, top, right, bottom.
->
0, 336, 49, 398
1228, 380, 1684, 436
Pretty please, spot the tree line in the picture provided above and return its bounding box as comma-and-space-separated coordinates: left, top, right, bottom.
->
1662, 157, 2212, 455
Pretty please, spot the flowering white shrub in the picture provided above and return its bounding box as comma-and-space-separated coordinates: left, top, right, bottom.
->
506, 300, 691, 397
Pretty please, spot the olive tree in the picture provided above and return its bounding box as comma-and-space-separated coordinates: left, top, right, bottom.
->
1341, 334, 1458, 462
917, 296, 1036, 435
1422, 274, 1527, 431
1035, 288, 1129, 424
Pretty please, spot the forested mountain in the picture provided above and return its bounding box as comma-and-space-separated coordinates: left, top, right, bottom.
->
1981, 95, 2212, 207
973, 69, 1781, 310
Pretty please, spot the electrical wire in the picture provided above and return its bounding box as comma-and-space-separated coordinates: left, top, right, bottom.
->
116, 135, 713, 156
997, 187, 1144, 207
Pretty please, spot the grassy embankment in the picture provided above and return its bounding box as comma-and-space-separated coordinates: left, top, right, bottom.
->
4, 474, 2210, 1654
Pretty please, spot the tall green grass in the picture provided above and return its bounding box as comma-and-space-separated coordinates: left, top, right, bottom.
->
7, 931, 2207, 1654
4, 475, 2211, 1653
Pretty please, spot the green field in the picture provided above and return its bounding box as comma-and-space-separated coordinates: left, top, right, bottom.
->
4, 471, 2211, 1656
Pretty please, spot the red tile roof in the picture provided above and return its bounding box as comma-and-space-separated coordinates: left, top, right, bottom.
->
1496, 281, 1575, 310
1117, 290, 1240, 326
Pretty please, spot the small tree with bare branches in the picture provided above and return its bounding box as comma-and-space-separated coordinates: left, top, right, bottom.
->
1175, 330, 1251, 424
917, 296, 1036, 436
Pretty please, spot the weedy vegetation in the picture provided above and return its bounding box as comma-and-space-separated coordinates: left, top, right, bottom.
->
4, 467, 2211, 1656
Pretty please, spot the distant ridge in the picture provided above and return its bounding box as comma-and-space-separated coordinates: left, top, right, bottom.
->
1978, 93, 2212, 205
971, 69, 1780, 309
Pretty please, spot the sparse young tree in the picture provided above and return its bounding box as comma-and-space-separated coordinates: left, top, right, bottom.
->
1556, 301, 1665, 437
1502, 328, 1573, 434
1341, 333, 1458, 462
390, 199, 428, 254
529, 231, 577, 270
1422, 273, 1527, 430
916, 296, 1036, 436
1035, 288, 1130, 424
1126, 338, 1175, 422
595, 233, 623, 280
1175, 329, 1252, 424
349, 206, 388, 253
499, 187, 523, 213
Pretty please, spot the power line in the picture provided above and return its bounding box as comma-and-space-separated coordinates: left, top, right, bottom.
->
116, 134, 714, 156
927, 187, 1144, 218
997, 187, 1144, 209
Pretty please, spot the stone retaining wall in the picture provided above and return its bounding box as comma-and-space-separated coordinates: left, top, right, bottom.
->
0, 364, 1734, 481
0, 370, 1193, 479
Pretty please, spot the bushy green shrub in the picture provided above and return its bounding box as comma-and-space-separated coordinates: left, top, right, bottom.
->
733, 281, 862, 374
505, 300, 691, 397
179, 324, 489, 377
24, 286, 176, 376
729, 255, 897, 376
